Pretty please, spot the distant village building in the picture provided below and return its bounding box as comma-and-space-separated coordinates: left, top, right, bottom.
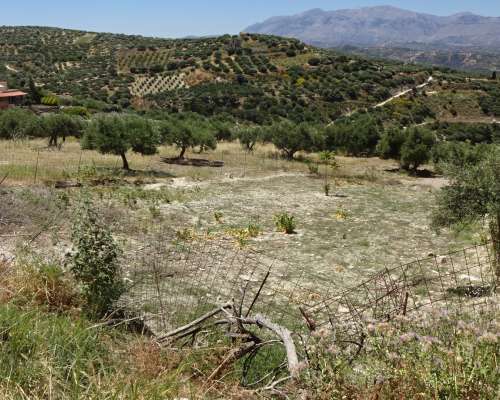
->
0, 81, 27, 109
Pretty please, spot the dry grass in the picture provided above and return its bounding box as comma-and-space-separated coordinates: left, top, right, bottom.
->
0, 258, 80, 312
0, 139, 309, 185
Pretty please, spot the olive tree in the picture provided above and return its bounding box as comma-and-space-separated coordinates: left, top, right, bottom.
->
376, 126, 406, 160
432, 147, 500, 279
43, 114, 85, 147
81, 114, 161, 170
234, 125, 263, 152
0, 108, 38, 139
160, 114, 216, 159
400, 127, 436, 172
271, 120, 315, 160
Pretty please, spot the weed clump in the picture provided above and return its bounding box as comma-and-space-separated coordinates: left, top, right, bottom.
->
274, 212, 296, 234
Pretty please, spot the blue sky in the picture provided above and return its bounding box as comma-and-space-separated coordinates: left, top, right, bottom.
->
1, 1, 499, 38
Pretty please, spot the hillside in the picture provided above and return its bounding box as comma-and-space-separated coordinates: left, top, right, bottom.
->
0, 26, 499, 125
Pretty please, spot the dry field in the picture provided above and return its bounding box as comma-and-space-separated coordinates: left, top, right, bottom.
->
0, 139, 481, 292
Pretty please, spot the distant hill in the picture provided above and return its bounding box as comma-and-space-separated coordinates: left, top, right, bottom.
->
245, 6, 500, 48
245, 6, 500, 71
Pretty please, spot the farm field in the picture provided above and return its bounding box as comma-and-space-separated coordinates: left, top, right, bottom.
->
0, 139, 477, 286
2, 137, 498, 399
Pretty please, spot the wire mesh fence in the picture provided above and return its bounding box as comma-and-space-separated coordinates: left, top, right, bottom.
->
118, 226, 498, 339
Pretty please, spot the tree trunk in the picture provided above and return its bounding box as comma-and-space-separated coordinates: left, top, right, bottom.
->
120, 152, 130, 171
48, 136, 57, 147
285, 149, 295, 160
179, 146, 187, 159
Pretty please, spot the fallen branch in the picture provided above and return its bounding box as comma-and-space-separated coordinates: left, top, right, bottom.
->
86, 316, 143, 330
245, 268, 271, 317
250, 314, 301, 378
156, 302, 232, 343
54, 180, 82, 189
161, 157, 224, 168
299, 307, 317, 332
262, 375, 293, 391
156, 305, 302, 380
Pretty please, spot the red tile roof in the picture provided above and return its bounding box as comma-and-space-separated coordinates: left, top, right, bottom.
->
0, 90, 27, 98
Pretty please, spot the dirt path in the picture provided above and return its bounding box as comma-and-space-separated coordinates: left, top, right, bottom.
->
5, 64, 19, 73
375, 76, 434, 108
328, 76, 434, 126
144, 172, 307, 190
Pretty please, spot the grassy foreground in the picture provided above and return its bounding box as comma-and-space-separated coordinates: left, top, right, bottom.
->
0, 258, 498, 399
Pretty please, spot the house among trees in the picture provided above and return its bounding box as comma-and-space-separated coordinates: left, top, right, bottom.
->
0, 81, 27, 109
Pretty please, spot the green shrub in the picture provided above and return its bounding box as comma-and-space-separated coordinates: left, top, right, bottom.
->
247, 222, 261, 238
62, 106, 90, 118
68, 196, 124, 319
0, 108, 39, 139
307, 162, 319, 175
274, 212, 296, 234
431, 141, 489, 168
308, 57, 321, 66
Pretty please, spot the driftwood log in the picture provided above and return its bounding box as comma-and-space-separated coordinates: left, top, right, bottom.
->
161, 157, 224, 168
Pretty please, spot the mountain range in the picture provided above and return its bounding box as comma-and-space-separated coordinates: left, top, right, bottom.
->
245, 6, 500, 49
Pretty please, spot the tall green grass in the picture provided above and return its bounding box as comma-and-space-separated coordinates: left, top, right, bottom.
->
0, 304, 108, 397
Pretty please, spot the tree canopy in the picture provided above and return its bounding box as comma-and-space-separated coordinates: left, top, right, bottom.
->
159, 113, 217, 159
433, 147, 500, 277
234, 125, 263, 152
43, 114, 85, 147
271, 120, 317, 159
81, 114, 161, 170
400, 127, 436, 171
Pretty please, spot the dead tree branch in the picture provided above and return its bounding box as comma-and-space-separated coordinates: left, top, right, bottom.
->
247, 314, 301, 378
156, 302, 232, 343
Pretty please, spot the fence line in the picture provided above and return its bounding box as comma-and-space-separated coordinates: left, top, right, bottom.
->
119, 229, 498, 338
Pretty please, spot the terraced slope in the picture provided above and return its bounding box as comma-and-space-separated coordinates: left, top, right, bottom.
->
0, 26, 498, 124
